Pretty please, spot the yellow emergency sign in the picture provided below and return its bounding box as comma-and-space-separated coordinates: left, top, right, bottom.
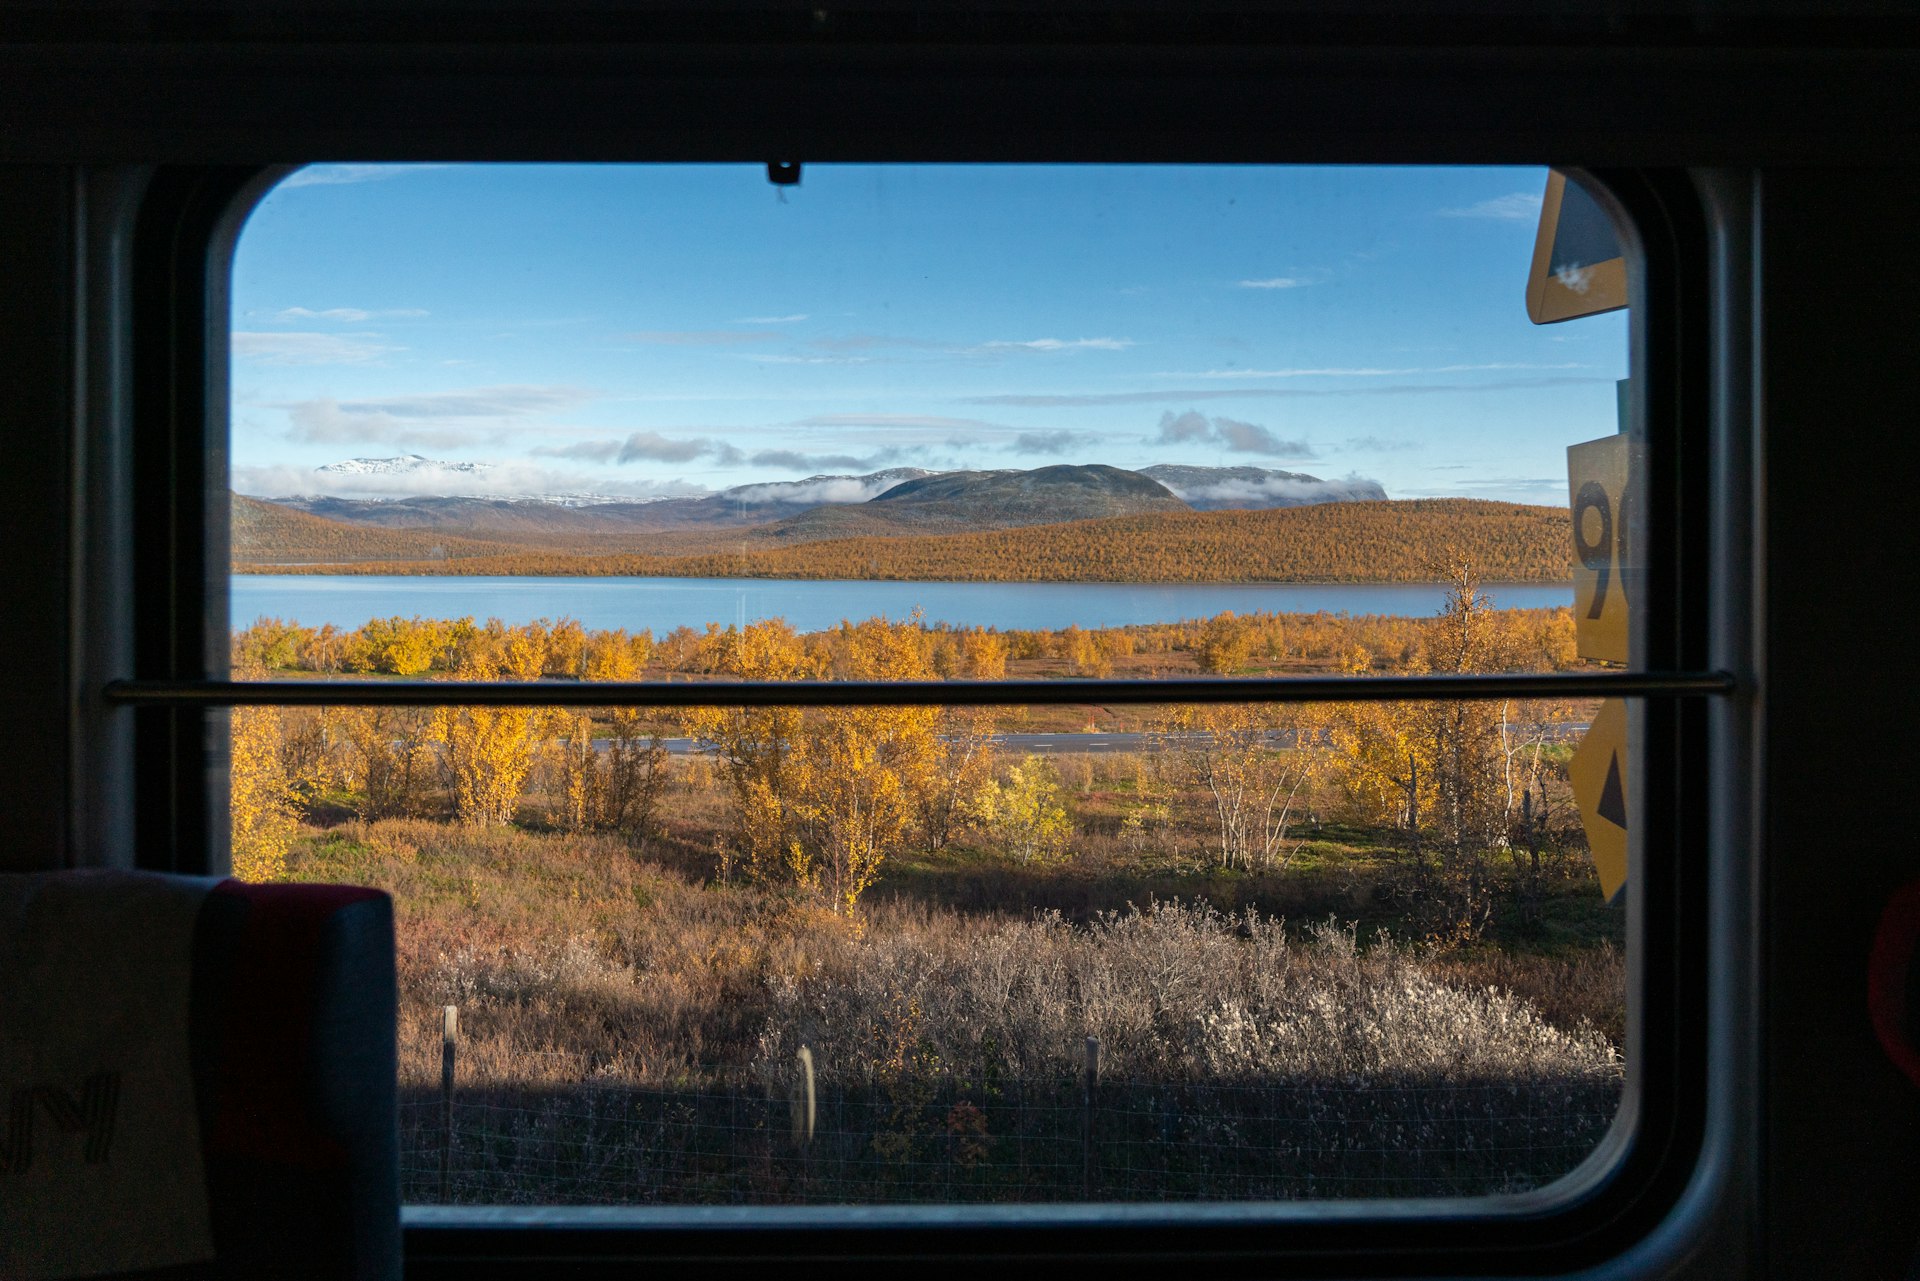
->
1526, 170, 1628, 324
1569, 697, 1630, 905
1567, 433, 1640, 665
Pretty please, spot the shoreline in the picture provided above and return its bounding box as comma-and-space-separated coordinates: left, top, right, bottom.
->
232, 567, 1577, 588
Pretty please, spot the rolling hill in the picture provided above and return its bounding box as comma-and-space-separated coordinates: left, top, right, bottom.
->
238, 498, 1574, 584
258, 462, 1382, 544
230, 495, 526, 564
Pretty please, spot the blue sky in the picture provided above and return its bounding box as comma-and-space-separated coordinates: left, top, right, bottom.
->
230, 163, 1627, 506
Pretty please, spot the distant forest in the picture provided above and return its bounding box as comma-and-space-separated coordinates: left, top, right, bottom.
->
231, 495, 526, 562
234, 497, 1574, 584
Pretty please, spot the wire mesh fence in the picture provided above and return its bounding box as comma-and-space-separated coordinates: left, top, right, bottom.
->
400, 1069, 1619, 1205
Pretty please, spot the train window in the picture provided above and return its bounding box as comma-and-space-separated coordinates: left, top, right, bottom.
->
118, 160, 1726, 1260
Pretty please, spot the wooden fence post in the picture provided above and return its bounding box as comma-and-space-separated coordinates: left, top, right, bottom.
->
440, 1005, 457, 1203
1082, 1035, 1100, 1199
790, 1045, 816, 1149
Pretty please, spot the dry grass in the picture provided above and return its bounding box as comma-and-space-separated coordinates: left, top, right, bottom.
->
292, 818, 1624, 1204
290, 819, 1620, 1091
752, 905, 1618, 1087
1422, 943, 1626, 1047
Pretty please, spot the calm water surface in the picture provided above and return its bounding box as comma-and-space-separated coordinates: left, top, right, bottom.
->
231, 576, 1574, 634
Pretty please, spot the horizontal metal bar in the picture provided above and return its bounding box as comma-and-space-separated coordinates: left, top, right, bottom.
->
102, 670, 1738, 708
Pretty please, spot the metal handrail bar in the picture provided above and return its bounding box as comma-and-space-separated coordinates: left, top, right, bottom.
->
103, 670, 1739, 708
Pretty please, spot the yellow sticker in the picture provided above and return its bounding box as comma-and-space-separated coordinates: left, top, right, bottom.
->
1567, 433, 1640, 665
1569, 697, 1630, 904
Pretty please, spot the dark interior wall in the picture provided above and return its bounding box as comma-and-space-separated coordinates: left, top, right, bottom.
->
1759, 168, 1920, 1280
0, 9, 1916, 1276
0, 167, 76, 870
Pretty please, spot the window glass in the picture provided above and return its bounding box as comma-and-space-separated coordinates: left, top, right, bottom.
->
228, 164, 1633, 1205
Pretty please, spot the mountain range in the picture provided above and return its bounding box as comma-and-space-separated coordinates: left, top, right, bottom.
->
231, 457, 1570, 583
263, 461, 1388, 544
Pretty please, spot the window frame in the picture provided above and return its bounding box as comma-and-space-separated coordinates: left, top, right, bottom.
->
105, 160, 1738, 1278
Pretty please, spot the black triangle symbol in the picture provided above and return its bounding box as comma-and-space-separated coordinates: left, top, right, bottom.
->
1597, 751, 1627, 829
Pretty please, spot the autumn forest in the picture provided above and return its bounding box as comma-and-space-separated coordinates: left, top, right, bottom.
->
231, 567, 1626, 1203
233, 494, 1575, 583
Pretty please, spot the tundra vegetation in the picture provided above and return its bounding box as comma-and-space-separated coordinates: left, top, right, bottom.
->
233, 493, 1574, 583
230, 572, 1625, 1203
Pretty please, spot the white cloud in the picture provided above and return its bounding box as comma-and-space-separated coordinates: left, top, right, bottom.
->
615, 431, 712, 464
279, 403, 475, 448
317, 385, 592, 419
278, 164, 451, 189
1237, 277, 1311, 290
273, 385, 595, 446
1167, 362, 1588, 380
744, 354, 875, 366
532, 440, 623, 464
1213, 417, 1311, 457
232, 332, 403, 366
746, 333, 1132, 365
805, 334, 939, 353
727, 477, 904, 505
624, 434, 739, 465
1008, 430, 1078, 455
969, 376, 1610, 408
622, 330, 776, 346
978, 337, 1135, 352
1407, 476, 1566, 503
1439, 192, 1544, 221
1154, 410, 1314, 458
1156, 411, 1213, 444
269, 307, 429, 323
232, 458, 707, 502
1160, 475, 1385, 506
795, 414, 1008, 432
749, 447, 912, 473
529, 435, 745, 466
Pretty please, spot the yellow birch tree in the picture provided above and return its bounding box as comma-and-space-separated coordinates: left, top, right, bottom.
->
228, 663, 295, 881
973, 755, 1072, 866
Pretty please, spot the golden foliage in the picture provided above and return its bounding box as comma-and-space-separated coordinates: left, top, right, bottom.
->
916, 708, 997, 853
433, 647, 541, 826
971, 755, 1072, 866
340, 706, 437, 820
234, 602, 1584, 690
677, 619, 819, 884
240, 498, 1574, 584
228, 665, 295, 881
1320, 561, 1570, 940
680, 617, 944, 910
552, 629, 668, 837
227, 592, 1588, 898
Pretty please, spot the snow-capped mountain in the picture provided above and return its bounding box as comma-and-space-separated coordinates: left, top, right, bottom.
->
267, 459, 1388, 536
302, 456, 634, 505
314, 454, 496, 479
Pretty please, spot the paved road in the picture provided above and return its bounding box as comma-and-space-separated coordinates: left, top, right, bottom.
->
655, 723, 1589, 756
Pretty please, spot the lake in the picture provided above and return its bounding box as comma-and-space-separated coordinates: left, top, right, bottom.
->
230, 576, 1574, 634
